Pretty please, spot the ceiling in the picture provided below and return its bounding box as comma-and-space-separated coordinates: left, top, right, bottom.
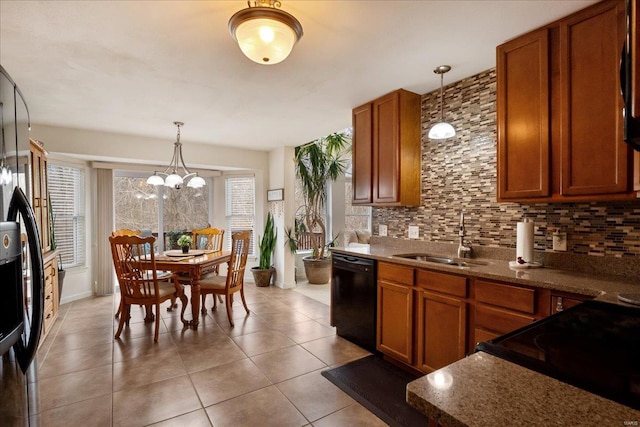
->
0, 0, 596, 152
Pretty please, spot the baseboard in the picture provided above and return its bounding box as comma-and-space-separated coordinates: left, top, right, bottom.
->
59, 290, 93, 305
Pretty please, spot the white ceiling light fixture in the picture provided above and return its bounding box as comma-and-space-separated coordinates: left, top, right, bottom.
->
428, 65, 456, 140
228, 0, 303, 65
147, 122, 206, 189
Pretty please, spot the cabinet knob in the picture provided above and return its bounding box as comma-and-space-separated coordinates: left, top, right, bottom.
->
555, 297, 564, 312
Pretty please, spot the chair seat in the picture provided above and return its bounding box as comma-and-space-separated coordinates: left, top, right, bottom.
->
198, 275, 227, 290
156, 280, 180, 298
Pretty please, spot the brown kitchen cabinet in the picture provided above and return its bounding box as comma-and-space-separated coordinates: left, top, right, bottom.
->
42, 253, 59, 341
29, 139, 51, 252
472, 279, 547, 345
352, 89, 421, 206
497, 0, 638, 202
415, 270, 468, 372
377, 262, 414, 364
550, 290, 592, 315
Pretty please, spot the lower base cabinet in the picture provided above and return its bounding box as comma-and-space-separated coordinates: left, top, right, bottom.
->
377, 263, 414, 364
41, 252, 59, 344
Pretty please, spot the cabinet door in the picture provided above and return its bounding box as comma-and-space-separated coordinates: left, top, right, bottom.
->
377, 280, 413, 364
416, 290, 466, 373
372, 91, 400, 204
352, 102, 373, 204
560, 0, 629, 196
497, 28, 551, 200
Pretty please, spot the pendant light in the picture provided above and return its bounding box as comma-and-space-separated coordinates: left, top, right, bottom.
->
228, 0, 303, 65
428, 65, 456, 140
147, 122, 206, 189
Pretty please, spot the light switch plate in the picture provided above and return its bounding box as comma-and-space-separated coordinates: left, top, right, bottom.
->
379, 224, 387, 237
408, 225, 419, 239
552, 232, 567, 251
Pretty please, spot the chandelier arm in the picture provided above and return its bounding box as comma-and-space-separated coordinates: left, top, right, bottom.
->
175, 142, 192, 176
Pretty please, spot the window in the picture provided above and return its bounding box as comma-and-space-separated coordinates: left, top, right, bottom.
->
345, 178, 371, 231
225, 176, 255, 255
48, 164, 86, 268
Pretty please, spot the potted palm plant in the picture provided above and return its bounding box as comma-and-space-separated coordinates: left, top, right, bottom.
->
294, 131, 349, 284
251, 212, 277, 287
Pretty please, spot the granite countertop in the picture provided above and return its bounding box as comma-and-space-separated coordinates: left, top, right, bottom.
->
406, 352, 640, 427
331, 244, 640, 304
332, 242, 640, 425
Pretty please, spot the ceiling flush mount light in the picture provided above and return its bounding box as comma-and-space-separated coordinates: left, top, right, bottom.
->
228, 0, 303, 65
428, 65, 456, 140
147, 122, 206, 189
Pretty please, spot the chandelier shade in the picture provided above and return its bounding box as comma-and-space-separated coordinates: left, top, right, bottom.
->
229, 1, 303, 65
429, 65, 456, 140
146, 122, 205, 189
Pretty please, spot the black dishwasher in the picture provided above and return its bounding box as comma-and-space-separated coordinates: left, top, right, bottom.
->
331, 253, 377, 353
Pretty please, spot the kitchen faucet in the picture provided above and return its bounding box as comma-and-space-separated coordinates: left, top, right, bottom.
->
457, 211, 472, 258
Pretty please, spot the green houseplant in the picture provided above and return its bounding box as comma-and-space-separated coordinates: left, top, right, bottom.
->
177, 234, 192, 253
251, 212, 277, 287
294, 131, 349, 283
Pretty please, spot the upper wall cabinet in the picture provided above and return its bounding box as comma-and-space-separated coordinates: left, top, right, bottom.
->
352, 89, 421, 206
497, 0, 638, 202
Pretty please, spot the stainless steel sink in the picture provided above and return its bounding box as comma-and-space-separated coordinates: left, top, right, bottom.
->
392, 253, 487, 267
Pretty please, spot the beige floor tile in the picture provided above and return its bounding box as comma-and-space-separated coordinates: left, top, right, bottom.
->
251, 345, 326, 383
301, 336, 371, 366
214, 314, 272, 337
231, 330, 296, 356
275, 320, 336, 344
255, 311, 311, 329
113, 332, 177, 363
38, 342, 113, 379
245, 300, 294, 315
148, 409, 212, 427
176, 334, 247, 374
56, 315, 115, 336
205, 385, 307, 427
191, 358, 272, 407
29, 394, 112, 427
113, 346, 187, 391
311, 403, 388, 427
276, 370, 355, 422
46, 326, 114, 354
112, 375, 201, 427
30, 365, 112, 413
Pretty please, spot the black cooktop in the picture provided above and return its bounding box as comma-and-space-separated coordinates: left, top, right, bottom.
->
475, 300, 640, 410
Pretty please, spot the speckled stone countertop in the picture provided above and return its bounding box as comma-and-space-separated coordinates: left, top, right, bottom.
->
332, 241, 640, 425
331, 244, 640, 303
406, 352, 640, 427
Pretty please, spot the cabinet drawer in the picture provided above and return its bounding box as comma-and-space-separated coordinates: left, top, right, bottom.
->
378, 262, 414, 286
416, 269, 467, 297
475, 280, 535, 313
475, 304, 535, 335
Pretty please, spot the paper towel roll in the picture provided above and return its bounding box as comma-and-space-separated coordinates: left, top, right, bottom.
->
516, 220, 534, 262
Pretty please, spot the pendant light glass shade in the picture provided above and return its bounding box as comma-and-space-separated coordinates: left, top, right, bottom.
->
428, 122, 456, 140
229, 1, 303, 65
429, 65, 456, 140
147, 122, 206, 189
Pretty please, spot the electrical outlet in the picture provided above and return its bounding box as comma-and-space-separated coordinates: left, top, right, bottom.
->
379, 224, 387, 237
408, 225, 419, 239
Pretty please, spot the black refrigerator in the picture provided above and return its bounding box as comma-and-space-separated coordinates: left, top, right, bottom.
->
0, 65, 45, 425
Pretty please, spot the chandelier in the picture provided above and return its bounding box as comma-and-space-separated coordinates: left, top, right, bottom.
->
228, 0, 303, 65
147, 122, 206, 189
428, 65, 456, 140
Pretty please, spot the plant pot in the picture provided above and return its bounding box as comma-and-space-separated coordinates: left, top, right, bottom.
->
57, 269, 66, 304
251, 266, 274, 287
181, 246, 190, 254
302, 256, 331, 284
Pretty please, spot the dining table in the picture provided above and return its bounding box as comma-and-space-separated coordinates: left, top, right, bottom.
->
141, 250, 231, 330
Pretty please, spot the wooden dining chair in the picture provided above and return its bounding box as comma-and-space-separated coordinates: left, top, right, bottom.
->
191, 226, 225, 312
109, 234, 187, 342
196, 230, 251, 327
112, 229, 141, 319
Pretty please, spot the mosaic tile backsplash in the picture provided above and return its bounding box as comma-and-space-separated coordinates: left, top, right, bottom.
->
372, 69, 640, 259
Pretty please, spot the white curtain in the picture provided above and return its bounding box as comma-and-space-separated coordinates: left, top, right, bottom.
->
95, 168, 114, 295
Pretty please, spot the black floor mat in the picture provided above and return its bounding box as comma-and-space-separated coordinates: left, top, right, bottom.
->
321, 355, 429, 427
